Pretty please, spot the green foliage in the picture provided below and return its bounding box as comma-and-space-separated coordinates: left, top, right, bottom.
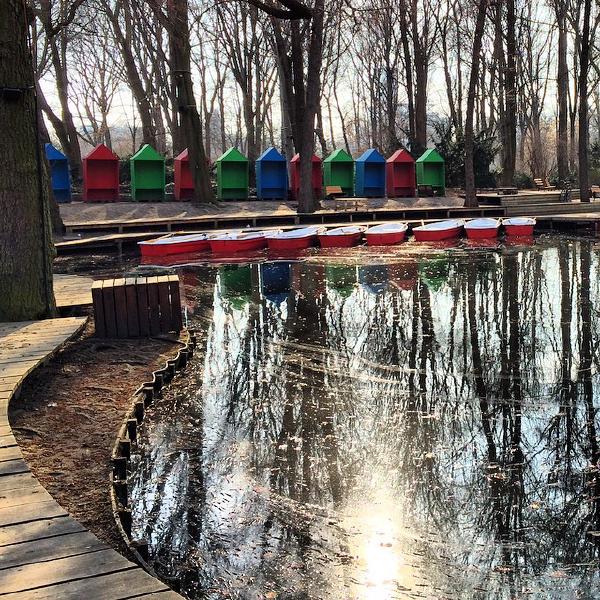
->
589, 167, 600, 185
513, 171, 534, 189
432, 120, 499, 188
590, 141, 600, 169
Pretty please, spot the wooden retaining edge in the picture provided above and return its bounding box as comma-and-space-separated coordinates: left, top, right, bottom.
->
110, 329, 197, 588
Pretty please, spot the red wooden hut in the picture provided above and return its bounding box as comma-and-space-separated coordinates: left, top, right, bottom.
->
174, 148, 193, 200
290, 153, 322, 200
386, 149, 416, 198
83, 144, 120, 202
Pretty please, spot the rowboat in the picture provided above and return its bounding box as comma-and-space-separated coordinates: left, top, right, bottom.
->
138, 233, 210, 257
503, 217, 536, 236
209, 230, 274, 253
412, 219, 464, 242
265, 226, 324, 251
464, 218, 501, 239
365, 222, 408, 246
318, 225, 365, 248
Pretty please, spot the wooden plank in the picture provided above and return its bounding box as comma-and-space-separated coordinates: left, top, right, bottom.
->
0, 458, 30, 477
0, 516, 86, 547
0, 486, 53, 509
157, 276, 172, 334
0, 473, 37, 493
102, 280, 118, 337
168, 276, 183, 331
0, 500, 66, 527
0, 548, 137, 594
147, 277, 160, 336
113, 278, 129, 338
91, 280, 106, 338
0, 446, 22, 462
125, 278, 140, 337
134, 592, 183, 599
0, 531, 106, 571
0, 434, 18, 449
136, 278, 150, 337
0, 568, 171, 600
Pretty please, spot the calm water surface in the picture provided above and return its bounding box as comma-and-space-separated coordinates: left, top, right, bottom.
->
129, 237, 600, 599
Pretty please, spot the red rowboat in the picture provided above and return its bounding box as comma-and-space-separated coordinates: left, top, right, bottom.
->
464, 218, 500, 239
138, 233, 210, 257
265, 226, 325, 251
412, 219, 464, 242
209, 230, 274, 253
366, 222, 408, 246
318, 226, 365, 248
503, 217, 536, 236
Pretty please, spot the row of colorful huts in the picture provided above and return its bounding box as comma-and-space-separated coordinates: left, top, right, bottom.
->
45, 143, 446, 203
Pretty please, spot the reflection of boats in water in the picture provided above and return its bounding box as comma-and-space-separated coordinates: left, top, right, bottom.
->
418, 256, 450, 291
413, 219, 464, 242
325, 265, 357, 297
504, 235, 535, 248
358, 264, 389, 293
388, 260, 418, 291
138, 233, 211, 257
365, 222, 408, 246
260, 262, 291, 304
218, 264, 252, 309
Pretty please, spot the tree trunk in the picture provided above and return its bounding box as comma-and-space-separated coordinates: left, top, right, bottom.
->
500, 0, 517, 185
556, 0, 569, 181
464, 0, 489, 207
297, 0, 325, 213
166, 0, 214, 203
579, 0, 592, 202
0, 0, 55, 320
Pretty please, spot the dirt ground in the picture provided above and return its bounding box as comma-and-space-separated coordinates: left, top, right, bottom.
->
9, 319, 181, 556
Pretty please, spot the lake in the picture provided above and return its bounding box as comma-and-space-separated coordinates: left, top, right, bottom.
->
129, 236, 600, 599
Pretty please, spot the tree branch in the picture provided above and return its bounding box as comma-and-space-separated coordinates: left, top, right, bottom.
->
243, 0, 312, 20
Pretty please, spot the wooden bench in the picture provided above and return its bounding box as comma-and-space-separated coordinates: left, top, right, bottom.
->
326, 185, 359, 211
534, 178, 556, 191
591, 185, 600, 199
92, 276, 182, 338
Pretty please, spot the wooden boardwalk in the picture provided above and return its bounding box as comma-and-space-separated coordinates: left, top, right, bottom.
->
0, 318, 181, 599
53, 275, 94, 310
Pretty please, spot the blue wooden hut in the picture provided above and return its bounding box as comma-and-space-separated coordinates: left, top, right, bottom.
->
355, 148, 385, 197
45, 143, 71, 202
256, 147, 288, 199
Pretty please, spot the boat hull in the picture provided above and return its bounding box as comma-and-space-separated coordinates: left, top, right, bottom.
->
366, 231, 406, 246
139, 238, 209, 257
465, 227, 499, 240
318, 232, 363, 248
266, 235, 317, 251
413, 226, 462, 242
504, 224, 534, 236
209, 237, 267, 253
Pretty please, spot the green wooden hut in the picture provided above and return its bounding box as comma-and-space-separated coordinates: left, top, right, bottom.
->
216, 148, 249, 200
323, 148, 354, 196
130, 144, 165, 201
416, 149, 445, 196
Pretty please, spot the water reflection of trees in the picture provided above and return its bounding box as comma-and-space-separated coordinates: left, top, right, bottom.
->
130, 239, 600, 599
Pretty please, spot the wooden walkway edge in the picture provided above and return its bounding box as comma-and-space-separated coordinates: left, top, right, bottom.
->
0, 318, 182, 599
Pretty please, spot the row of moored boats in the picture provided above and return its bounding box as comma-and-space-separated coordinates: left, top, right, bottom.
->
139, 217, 536, 257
